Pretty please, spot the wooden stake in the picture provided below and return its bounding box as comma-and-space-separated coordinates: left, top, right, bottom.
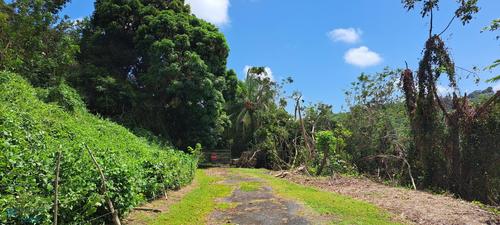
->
133, 207, 163, 213
161, 172, 168, 200
53, 150, 62, 225
86, 146, 122, 225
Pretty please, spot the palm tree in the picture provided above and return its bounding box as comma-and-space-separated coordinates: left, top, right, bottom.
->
230, 67, 276, 152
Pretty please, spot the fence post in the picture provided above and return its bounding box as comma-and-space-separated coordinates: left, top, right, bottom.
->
53, 150, 62, 225
86, 146, 122, 225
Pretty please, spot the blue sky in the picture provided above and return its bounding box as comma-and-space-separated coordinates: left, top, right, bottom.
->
61, 0, 499, 111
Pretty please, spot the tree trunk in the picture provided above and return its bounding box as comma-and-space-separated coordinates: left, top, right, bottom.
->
316, 145, 329, 176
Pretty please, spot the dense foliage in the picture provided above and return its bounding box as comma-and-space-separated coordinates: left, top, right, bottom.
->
76, 0, 236, 149
0, 3, 498, 224
342, 69, 413, 183
314, 129, 352, 175
401, 36, 499, 203
400, 0, 499, 204
227, 68, 279, 157
0, 72, 197, 224
0, 0, 78, 87
227, 68, 354, 175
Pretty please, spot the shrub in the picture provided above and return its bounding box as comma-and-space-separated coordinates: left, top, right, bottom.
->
0, 71, 197, 224
314, 129, 354, 175
46, 83, 87, 112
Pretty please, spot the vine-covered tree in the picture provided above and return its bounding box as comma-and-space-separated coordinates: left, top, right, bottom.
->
401, 0, 500, 203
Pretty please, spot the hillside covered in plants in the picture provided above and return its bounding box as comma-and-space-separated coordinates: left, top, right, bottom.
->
0, 72, 197, 224
0, 0, 499, 224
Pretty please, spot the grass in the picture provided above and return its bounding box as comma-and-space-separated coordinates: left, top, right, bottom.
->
151, 170, 233, 225
472, 200, 500, 215
217, 202, 238, 210
239, 181, 262, 192
234, 168, 403, 225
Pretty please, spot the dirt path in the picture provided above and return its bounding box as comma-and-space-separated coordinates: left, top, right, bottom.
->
124, 179, 198, 225
125, 168, 498, 225
125, 168, 327, 225
208, 170, 323, 225
279, 172, 500, 225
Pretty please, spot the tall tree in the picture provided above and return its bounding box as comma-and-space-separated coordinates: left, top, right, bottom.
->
228, 67, 277, 153
401, 0, 500, 203
235, 67, 276, 137
77, 0, 234, 149
0, 0, 77, 87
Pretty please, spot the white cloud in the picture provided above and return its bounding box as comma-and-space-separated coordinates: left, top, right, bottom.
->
185, 0, 230, 26
244, 65, 274, 81
328, 28, 362, 44
493, 82, 500, 92
437, 84, 454, 96
71, 17, 83, 24
344, 46, 382, 67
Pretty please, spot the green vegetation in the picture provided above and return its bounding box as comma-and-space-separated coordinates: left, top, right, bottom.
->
239, 181, 262, 192
342, 69, 412, 184
400, 1, 499, 204
0, 1, 498, 224
0, 72, 197, 224
152, 170, 232, 225
472, 201, 500, 215
76, 0, 236, 149
236, 169, 402, 225
0, 0, 77, 87
314, 128, 352, 175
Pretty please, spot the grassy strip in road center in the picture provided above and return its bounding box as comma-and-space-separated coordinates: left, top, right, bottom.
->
239, 181, 262, 192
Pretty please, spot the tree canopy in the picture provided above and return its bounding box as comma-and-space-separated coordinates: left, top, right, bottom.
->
0, 0, 77, 87
76, 0, 237, 149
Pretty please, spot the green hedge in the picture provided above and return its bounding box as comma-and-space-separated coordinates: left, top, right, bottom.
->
0, 72, 198, 224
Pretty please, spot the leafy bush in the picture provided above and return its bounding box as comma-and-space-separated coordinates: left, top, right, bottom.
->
34, 82, 87, 113
313, 129, 354, 175
0, 72, 197, 224
45, 83, 87, 112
